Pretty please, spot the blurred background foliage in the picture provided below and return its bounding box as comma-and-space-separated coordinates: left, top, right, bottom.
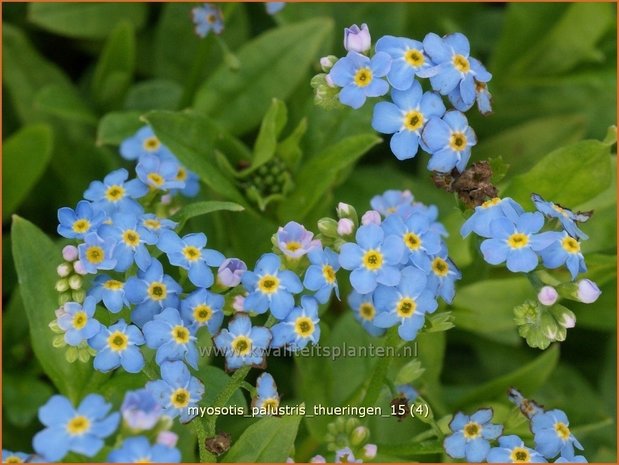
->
2, 2, 617, 462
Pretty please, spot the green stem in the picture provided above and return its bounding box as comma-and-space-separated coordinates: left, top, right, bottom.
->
193, 418, 209, 462
180, 36, 212, 109
359, 328, 399, 407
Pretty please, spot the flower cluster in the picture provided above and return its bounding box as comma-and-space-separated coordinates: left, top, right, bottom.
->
444, 388, 586, 463
315, 24, 492, 174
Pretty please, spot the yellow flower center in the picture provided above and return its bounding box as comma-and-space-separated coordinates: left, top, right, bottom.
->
72, 219, 91, 234
135, 457, 152, 463
449, 132, 467, 152
207, 13, 217, 23
561, 236, 580, 254
105, 185, 125, 203
258, 275, 280, 294
4, 456, 23, 463
261, 398, 280, 414
72, 311, 88, 330
176, 167, 187, 181
294, 317, 315, 337
509, 447, 531, 463
362, 249, 383, 271
193, 304, 213, 324
231, 335, 252, 356
403, 110, 424, 132
432, 257, 450, 277
143, 136, 160, 152
481, 197, 501, 209
147, 282, 167, 301
170, 388, 190, 408
286, 241, 302, 252
147, 172, 165, 188
354, 67, 373, 88
182, 245, 202, 262
554, 421, 571, 440
359, 303, 376, 321
143, 218, 161, 230
322, 265, 336, 284
404, 49, 425, 67
66, 415, 91, 436
463, 421, 482, 439
108, 331, 129, 351
86, 245, 105, 264
171, 325, 190, 344
453, 54, 470, 73
122, 229, 141, 248
403, 232, 422, 251
396, 297, 416, 318
507, 233, 529, 249
103, 279, 124, 290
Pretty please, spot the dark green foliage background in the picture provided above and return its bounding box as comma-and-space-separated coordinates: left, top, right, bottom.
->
2, 2, 617, 462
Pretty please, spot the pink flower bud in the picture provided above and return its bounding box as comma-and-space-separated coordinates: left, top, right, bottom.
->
73, 260, 87, 276
337, 218, 354, 236
62, 245, 78, 262
363, 444, 378, 459
537, 286, 558, 306
577, 279, 601, 303
156, 431, 178, 448
361, 210, 381, 226
344, 24, 371, 53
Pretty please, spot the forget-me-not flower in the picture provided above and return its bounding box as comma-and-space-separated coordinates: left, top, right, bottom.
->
422, 110, 477, 173
271, 296, 321, 350
303, 247, 340, 303
486, 435, 546, 463
213, 314, 272, 370
57, 200, 105, 240
89, 319, 145, 373
143, 308, 199, 369
57, 297, 101, 346
348, 291, 385, 337
375, 35, 434, 90
108, 436, 181, 463
443, 408, 503, 462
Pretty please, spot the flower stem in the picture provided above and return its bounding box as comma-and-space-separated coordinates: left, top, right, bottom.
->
359, 328, 399, 407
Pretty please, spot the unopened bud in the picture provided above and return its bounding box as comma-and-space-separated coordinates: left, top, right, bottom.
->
320, 55, 338, 72
537, 286, 558, 306
350, 426, 370, 446
58, 293, 72, 306
62, 245, 78, 262
317, 218, 338, 238
72, 290, 86, 303
156, 431, 178, 448
310, 456, 326, 463
344, 23, 371, 54
363, 444, 378, 459
577, 279, 601, 304
57, 263, 71, 278
68, 275, 83, 290
337, 218, 354, 236
55, 279, 69, 293
361, 210, 382, 226
73, 260, 87, 275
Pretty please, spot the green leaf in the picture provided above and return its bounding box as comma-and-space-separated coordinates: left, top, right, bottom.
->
3, 373, 55, 427
278, 134, 381, 221
452, 345, 560, 409
96, 111, 143, 146
277, 118, 307, 171
28, 3, 147, 39
34, 83, 97, 125
11, 217, 106, 402
250, 99, 287, 173
3, 125, 54, 221
502, 137, 613, 207
171, 201, 245, 230
223, 413, 302, 462
124, 79, 182, 111
92, 21, 135, 110
201, 366, 247, 409
144, 110, 249, 207
375, 439, 444, 457
194, 18, 334, 135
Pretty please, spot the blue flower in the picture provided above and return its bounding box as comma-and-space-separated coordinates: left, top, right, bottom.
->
532, 194, 590, 240
57, 200, 105, 239
180, 288, 224, 335
480, 212, 558, 273
427, 249, 461, 304
443, 408, 503, 462
370, 190, 414, 217
125, 259, 182, 327
89, 319, 145, 373
329, 51, 391, 109
372, 81, 446, 160
120, 389, 162, 430
213, 314, 272, 370
140, 214, 178, 239
252, 372, 280, 414
146, 361, 204, 422
339, 224, 404, 294
217, 258, 247, 288
303, 247, 340, 303
88, 275, 129, 313
143, 308, 199, 369
555, 454, 588, 463
421, 110, 477, 173
57, 297, 101, 346
33, 394, 120, 461
275, 221, 321, 259
373, 266, 437, 341
449, 79, 493, 114
375, 35, 434, 90
539, 231, 586, 280
120, 126, 172, 161
83, 168, 147, 215
265, 2, 285, 15
271, 296, 321, 350
335, 448, 362, 463
418, 32, 492, 111
381, 211, 442, 269
157, 231, 224, 288
2, 450, 43, 463
192, 3, 224, 38
460, 197, 525, 238
507, 387, 544, 420
78, 232, 117, 274
396, 384, 418, 402
242, 253, 303, 319
99, 212, 157, 272
136, 155, 185, 192
531, 409, 583, 459
348, 291, 385, 336
486, 435, 546, 463
108, 436, 181, 463
173, 167, 200, 198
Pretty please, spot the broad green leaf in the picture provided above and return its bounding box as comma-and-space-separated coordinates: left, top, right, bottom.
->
28, 3, 147, 39
11, 217, 107, 402
3, 125, 54, 221
124, 79, 182, 111
451, 345, 560, 409
194, 18, 334, 135
34, 83, 97, 125
92, 21, 135, 110
144, 110, 249, 207
417, 331, 447, 415
375, 440, 444, 457
277, 118, 307, 171
278, 134, 381, 221
502, 137, 613, 207
223, 413, 302, 462
171, 201, 245, 230
250, 99, 287, 173
96, 111, 143, 146
3, 373, 55, 427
